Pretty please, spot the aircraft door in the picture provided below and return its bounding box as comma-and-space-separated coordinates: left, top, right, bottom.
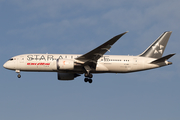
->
124, 60, 131, 71
18, 56, 25, 69
20, 56, 24, 63
133, 58, 138, 70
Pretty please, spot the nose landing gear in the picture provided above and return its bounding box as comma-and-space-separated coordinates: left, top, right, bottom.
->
16, 70, 21, 78
17, 74, 21, 78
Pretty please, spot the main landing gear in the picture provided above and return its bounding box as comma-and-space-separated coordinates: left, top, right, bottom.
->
16, 70, 21, 78
83, 65, 93, 83
84, 73, 93, 83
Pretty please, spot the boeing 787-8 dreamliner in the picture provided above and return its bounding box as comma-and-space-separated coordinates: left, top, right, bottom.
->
3, 31, 175, 83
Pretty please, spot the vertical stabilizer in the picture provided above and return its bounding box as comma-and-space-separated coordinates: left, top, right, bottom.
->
139, 31, 172, 58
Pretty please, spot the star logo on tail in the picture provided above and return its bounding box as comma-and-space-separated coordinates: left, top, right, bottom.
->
152, 43, 164, 54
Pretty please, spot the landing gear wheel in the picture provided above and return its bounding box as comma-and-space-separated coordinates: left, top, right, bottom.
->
84, 72, 93, 83
89, 74, 93, 78
84, 78, 93, 83
84, 73, 93, 78
84, 78, 88, 82
84, 73, 89, 77
88, 79, 92, 83
17, 74, 21, 78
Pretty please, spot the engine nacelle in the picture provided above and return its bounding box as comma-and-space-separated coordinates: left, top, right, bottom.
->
57, 73, 80, 80
57, 59, 74, 70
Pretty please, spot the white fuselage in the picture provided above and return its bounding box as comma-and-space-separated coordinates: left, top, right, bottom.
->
3, 54, 168, 74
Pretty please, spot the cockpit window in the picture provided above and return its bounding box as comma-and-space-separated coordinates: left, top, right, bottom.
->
9, 58, 13, 61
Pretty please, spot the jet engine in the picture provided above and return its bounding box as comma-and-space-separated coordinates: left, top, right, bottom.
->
57, 59, 74, 70
57, 73, 80, 80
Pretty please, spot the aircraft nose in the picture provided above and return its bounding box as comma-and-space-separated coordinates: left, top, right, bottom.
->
3, 63, 7, 68
3, 62, 8, 69
3, 61, 16, 70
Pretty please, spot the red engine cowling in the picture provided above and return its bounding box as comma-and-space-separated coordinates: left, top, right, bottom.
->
57, 73, 80, 80
57, 59, 74, 70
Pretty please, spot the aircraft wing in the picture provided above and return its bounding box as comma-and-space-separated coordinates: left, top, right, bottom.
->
76, 31, 128, 70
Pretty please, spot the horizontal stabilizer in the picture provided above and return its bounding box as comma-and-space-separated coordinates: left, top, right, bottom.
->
150, 53, 175, 64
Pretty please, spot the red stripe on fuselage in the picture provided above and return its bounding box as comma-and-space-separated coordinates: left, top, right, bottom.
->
27, 63, 50, 65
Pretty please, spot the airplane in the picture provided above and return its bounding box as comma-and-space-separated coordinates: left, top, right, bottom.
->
3, 31, 175, 83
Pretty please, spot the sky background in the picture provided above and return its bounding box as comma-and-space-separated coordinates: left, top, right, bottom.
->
0, 0, 180, 120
